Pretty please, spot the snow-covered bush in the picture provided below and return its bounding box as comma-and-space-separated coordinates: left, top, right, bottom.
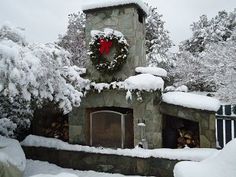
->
0, 96, 32, 138
0, 23, 89, 138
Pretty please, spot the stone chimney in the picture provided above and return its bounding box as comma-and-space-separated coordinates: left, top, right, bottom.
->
83, 2, 147, 82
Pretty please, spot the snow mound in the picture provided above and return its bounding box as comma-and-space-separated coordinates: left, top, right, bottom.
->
0, 135, 26, 171
135, 67, 167, 77
165, 85, 188, 93
30, 173, 77, 177
174, 138, 236, 177
21, 135, 217, 161
124, 74, 164, 91
162, 92, 220, 112
82, 0, 148, 14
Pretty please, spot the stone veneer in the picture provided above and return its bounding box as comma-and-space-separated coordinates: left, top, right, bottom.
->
69, 89, 163, 149
84, 5, 146, 82
23, 146, 178, 177
160, 103, 216, 148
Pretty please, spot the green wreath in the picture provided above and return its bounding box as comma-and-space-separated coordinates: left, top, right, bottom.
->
88, 29, 129, 74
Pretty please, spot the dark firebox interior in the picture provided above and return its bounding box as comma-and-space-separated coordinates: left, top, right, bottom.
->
162, 115, 200, 148
31, 104, 69, 142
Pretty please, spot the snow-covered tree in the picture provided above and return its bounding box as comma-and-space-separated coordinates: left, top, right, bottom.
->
169, 51, 216, 92
171, 28, 236, 103
180, 9, 236, 54
145, 5, 173, 68
198, 36, 236, 103
58, 12, 86, 67
0, 23, 89, 138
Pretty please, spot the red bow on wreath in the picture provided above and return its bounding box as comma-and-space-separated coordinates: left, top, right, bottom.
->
99, 38, 112, 55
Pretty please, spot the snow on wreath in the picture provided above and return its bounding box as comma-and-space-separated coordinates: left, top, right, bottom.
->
88, 28, 129, 74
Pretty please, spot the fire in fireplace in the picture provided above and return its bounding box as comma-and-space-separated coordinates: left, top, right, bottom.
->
162, 115, 200, 148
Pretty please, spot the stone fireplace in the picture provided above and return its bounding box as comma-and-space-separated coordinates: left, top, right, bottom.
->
69, 90, 163, 149
67, 2, 218, 149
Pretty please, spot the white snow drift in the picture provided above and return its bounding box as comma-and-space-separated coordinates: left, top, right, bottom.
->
174, 138, 236, 177
162, 92, 221, 112
0, 135, 26, 171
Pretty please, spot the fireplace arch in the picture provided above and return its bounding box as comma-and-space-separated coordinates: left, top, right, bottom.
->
89, 108, 134, 148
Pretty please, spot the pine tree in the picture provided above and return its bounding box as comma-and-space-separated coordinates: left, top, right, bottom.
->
180, 9, 236, 54
145, 6, 173, 68
58, 12, 87, 67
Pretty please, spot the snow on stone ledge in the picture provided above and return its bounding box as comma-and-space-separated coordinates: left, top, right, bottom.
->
135, 67, 167, 77
0, 135, 26, 171
174, 138, 236, 177
162, 92, 221, 112
82, 0, 148, 15
30, 173, 77, 177
124, 74, 164, 91
21, 135, 218, 162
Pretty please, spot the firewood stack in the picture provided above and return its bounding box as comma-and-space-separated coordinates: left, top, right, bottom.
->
42, 119, 69, 141
177, 129, 200, 148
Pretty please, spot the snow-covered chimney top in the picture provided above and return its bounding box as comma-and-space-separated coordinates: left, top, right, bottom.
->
82, 0, 148, 15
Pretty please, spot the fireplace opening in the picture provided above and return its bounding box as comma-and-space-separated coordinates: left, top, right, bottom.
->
162, 115, 200, 148
31, 104, 69, 142
86, 107, 134, 149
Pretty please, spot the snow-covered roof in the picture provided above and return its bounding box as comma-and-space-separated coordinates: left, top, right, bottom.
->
162, 92, 221, 112
135, 67, 167, 78
82, 0, 148, 15
21, 135, 218, 161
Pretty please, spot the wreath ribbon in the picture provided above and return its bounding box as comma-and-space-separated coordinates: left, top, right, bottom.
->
99, 39, 113, 55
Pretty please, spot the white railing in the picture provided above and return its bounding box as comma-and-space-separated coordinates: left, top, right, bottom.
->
216, 105, 236, 148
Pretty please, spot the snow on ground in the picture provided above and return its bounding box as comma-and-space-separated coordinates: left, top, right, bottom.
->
21, 135, 218, 162
174, 138, 236, 177
24, 160, 143, 177
82, 0, 148, 14
162, 92, 221, 112
135, 67, 167, 78
0, 135, 26, 171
